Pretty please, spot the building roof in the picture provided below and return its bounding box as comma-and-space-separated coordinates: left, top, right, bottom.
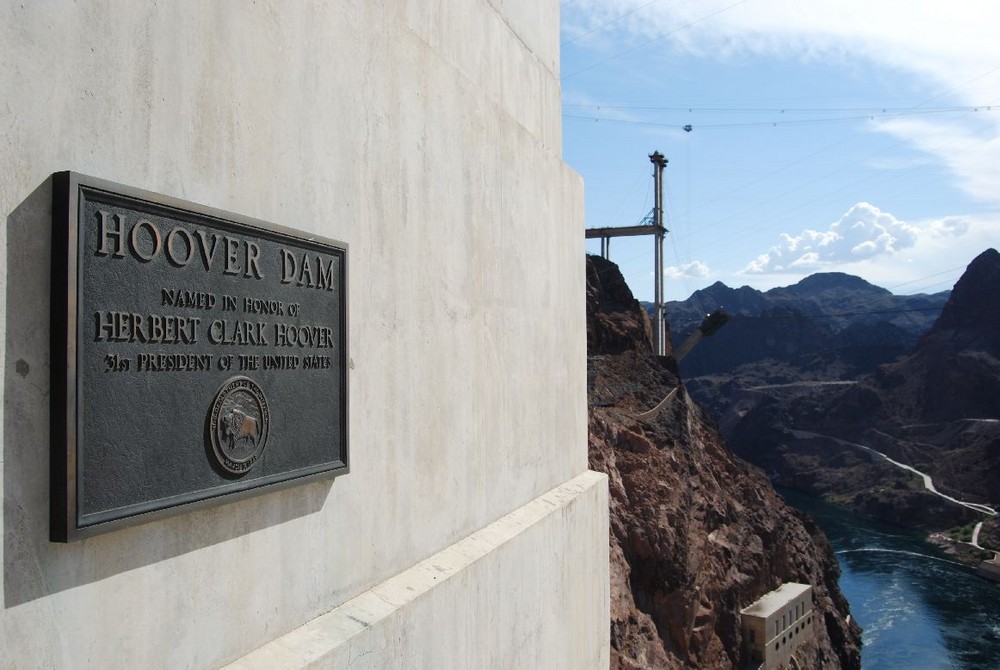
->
740, 583, 812, 618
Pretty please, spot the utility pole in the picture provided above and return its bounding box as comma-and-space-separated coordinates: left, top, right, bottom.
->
649, 151, 668, 356
584, 151, 669, 356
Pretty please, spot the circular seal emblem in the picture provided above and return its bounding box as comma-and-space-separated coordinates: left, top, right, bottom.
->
209, 376, 270, 476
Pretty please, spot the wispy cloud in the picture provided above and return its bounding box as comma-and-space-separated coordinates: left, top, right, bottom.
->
565, 0, 1000, 204
567, 0, 1000, 77
929, 216, 971, 238
743, 202, 919, 274
874, 116, 1000, 204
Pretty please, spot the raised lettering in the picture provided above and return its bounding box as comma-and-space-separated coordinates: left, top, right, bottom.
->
131, 313, 147, 342
245, 241, 263, 279
316, 256, 337, 291
96, 210, 127, 258
94, 311, 116, 341
209, 319, 269, 346
130, 219, 162, 262
208, 319, 225, 344
195, 230, 220, 271
165, 226, 195, 267
273, 323, 336, 348
297, 252, 314, 287
162, 289, 216, 310
94, 311, 201, 344
223, 237, 240, 275
280, 248, 297, 284
148, 315, 165, 342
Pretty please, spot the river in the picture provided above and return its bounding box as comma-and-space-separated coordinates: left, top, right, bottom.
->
779, 489, 1000, 669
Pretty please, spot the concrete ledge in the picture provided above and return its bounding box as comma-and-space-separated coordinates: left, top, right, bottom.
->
225, 470, 609, 669
977, 559, 1000, 582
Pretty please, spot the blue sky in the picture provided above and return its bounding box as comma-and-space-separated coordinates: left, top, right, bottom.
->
561, 0, 1000, 302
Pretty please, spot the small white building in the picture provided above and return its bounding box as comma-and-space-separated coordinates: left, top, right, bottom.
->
740, 583, 815, 670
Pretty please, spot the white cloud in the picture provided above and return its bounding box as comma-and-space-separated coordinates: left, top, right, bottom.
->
665, 260, 711, 278
743, 202, 919, 274
830, 213, 1000, 294
736, 208, 1000, 294
663, 213, 1000, 300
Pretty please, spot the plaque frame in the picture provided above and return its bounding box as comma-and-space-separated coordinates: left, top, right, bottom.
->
50, 171, 349, 542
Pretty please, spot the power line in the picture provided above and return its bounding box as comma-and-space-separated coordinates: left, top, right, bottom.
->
674, 68, 1000, 232
688, 125, 999, 258
563, 106, 998, 130
650, 74, 1000, 265
725, 305, 947, 322
564, 104, 996, 114
568, 59, 996, 304
885, 267, 968, 293
567, 46, 1000, 275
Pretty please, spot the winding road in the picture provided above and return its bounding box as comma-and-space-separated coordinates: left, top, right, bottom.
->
972, 521, 985, 549
748, 381, 856, 391
790, 430, 998, 517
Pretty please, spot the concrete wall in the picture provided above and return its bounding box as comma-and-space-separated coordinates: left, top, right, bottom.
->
0, 1, 607, 667
976, 558, 1000, 582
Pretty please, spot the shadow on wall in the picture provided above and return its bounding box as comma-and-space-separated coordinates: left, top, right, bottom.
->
3, 176, 332, 608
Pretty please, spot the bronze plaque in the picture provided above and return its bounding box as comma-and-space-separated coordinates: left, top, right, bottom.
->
50, 172, 348, 541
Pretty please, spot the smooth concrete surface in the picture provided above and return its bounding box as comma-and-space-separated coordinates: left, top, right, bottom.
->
225, 472, 609, 670
0, 1, 602, 667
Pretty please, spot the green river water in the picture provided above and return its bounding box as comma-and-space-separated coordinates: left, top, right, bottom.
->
779, 489, 1000, 670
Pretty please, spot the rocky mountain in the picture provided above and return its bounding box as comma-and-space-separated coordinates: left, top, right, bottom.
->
708, 250, 1000, 547
659, 273, 949, 382
820, 249, 1000, 498
664, 272, 948, 336
586, 255, 861, 669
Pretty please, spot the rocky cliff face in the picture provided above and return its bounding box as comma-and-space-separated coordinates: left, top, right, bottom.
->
818, 249, 1000, 505
845, 248, 1000, 426
586, 255, 861, 669
713, 249, 1000, 542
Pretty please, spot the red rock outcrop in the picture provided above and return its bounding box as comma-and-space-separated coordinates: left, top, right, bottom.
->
586, 255, 861, 669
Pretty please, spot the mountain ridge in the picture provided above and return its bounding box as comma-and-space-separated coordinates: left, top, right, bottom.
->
661, 271, 949, 339
662, 271, 949, 381
695, 249, 1000, 552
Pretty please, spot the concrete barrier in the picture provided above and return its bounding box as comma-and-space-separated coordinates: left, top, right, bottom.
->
0, 2, 607, 666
